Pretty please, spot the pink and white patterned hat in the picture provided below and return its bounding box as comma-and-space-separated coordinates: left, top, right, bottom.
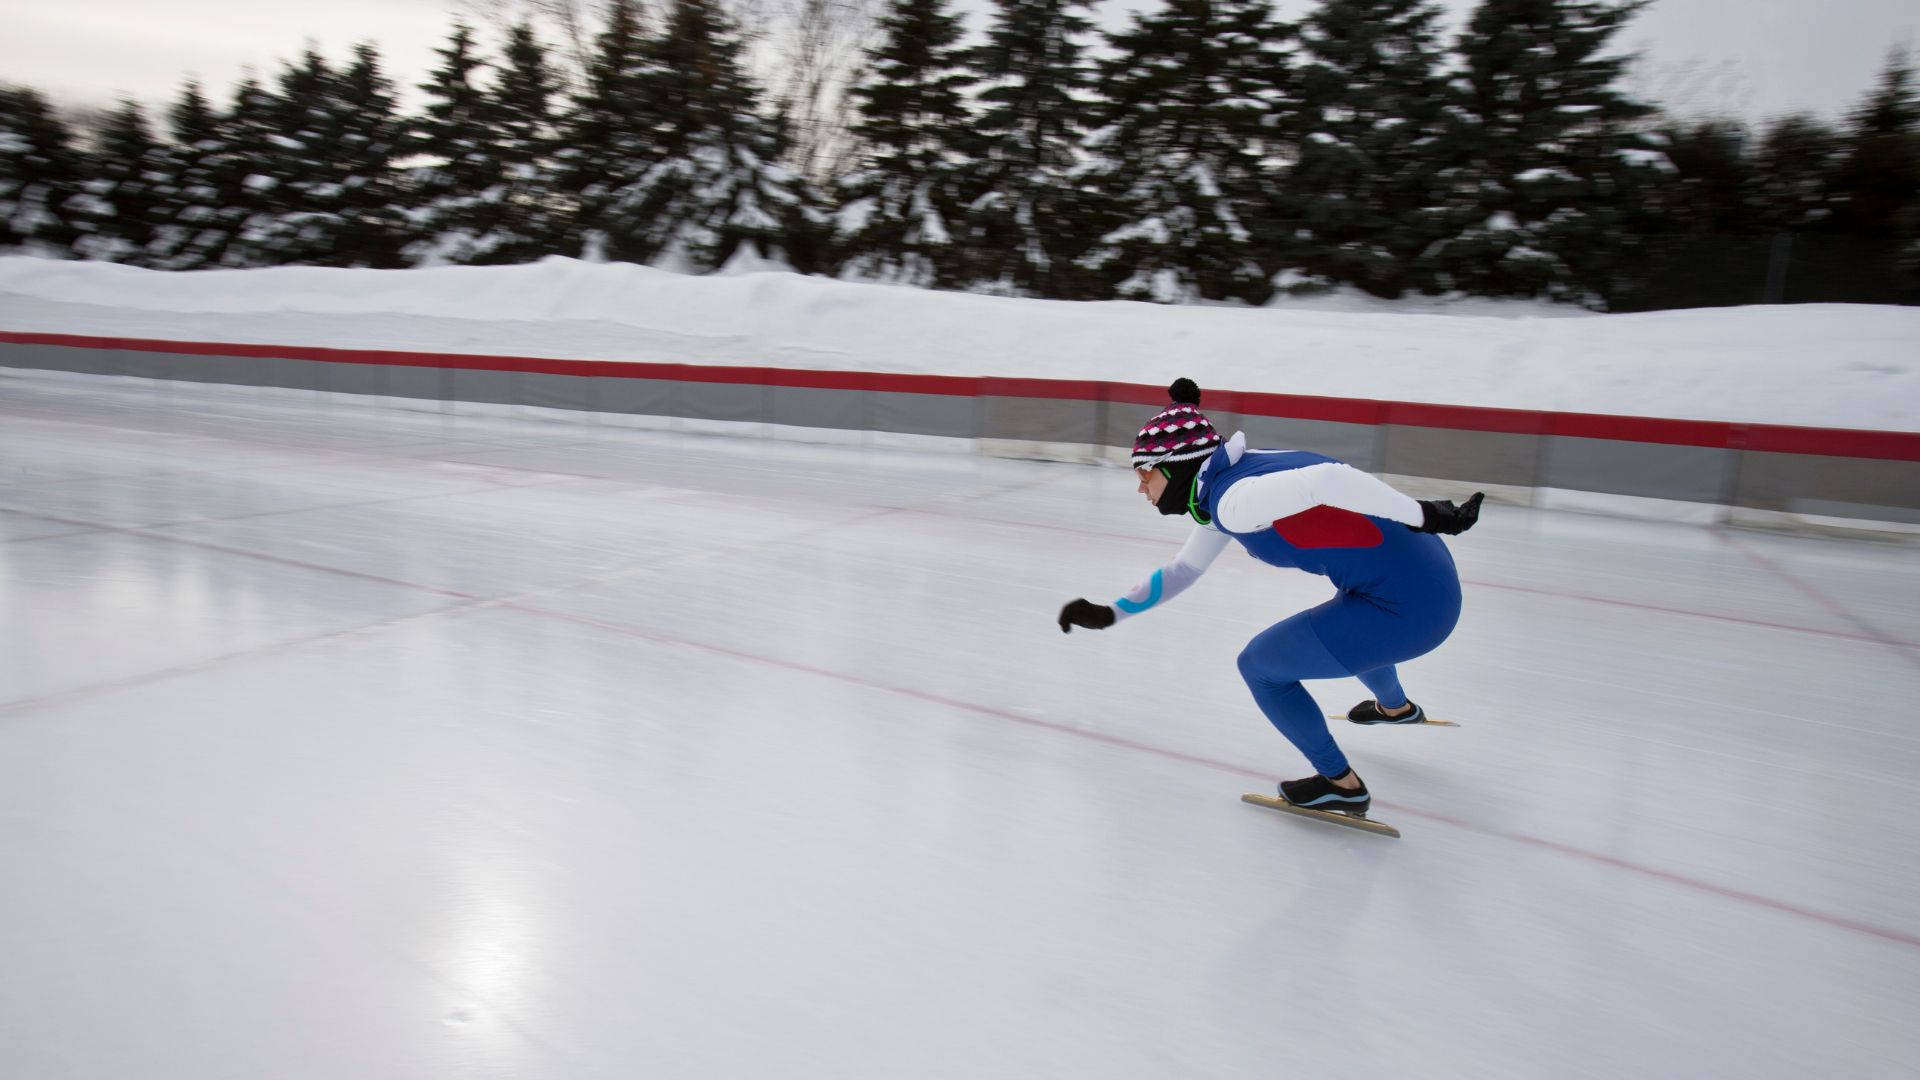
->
1131, 379, 1221, 468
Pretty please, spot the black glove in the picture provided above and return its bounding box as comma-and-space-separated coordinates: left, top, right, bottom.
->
1415, 492, 1484, 535
1058, 599, 1116, 633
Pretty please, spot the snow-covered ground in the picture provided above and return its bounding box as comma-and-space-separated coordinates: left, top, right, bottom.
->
3, 255, 1917, 431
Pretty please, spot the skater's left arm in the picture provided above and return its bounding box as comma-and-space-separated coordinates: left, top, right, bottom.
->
1216, 463, 1483, 536
1215, 461, 1423, 532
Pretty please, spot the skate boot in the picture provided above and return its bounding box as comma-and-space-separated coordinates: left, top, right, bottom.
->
1347, 699, 1425, 725
1279, 770, 1371, 817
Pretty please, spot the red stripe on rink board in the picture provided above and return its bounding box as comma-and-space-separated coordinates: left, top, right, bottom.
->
1382, 400, 1546, 435
5, 329, 1918, 461
1741, 423, 1920, 460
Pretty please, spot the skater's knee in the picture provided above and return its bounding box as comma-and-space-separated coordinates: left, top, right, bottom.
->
1235, 642, 1265, 683
1238, 647, 1304, 699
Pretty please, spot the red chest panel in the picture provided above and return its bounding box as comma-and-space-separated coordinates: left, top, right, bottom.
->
1271, 505, 1384, 549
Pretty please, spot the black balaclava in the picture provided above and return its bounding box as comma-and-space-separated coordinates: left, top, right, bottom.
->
1154, 457, 1206, 517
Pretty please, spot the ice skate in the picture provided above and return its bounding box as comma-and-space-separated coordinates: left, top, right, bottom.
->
1241, 769, 1398, 838
1278, 770, 1371, 816
1339, 700, 1458, 727
1347, 699, 1425, 725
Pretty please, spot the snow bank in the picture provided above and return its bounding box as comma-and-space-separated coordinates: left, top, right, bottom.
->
1, 255, 1915, 431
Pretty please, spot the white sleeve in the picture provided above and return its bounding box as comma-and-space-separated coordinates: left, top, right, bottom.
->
1214, 461, 1424, 534
1108, 525, 1231, 623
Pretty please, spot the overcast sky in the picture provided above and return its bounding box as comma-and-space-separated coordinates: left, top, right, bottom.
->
4, 0, 1915, 128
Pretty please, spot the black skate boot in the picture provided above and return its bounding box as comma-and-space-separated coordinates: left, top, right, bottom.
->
1279, 770, 1371, 817
1347, 699, 1425, 725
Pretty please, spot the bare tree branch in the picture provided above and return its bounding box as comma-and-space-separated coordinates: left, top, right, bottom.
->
455, 0, 613, 84
762, 0, 881, 181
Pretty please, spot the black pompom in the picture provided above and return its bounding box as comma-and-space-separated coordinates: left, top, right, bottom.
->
1168, 378, 1202, 405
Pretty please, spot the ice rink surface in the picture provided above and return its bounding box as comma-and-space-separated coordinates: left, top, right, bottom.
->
3, 373, 1919, 1079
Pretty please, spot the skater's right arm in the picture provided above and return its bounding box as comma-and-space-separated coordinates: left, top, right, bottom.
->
1059, 525, 1229, 633
1108, 525, 1231, 623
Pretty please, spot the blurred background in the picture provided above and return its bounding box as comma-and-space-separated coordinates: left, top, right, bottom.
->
2, 0, 1917, 310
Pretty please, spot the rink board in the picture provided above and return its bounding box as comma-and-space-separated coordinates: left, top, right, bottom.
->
4, 331, 1917, 524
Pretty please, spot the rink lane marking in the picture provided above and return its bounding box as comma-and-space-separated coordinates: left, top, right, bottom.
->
0, 509, 495, 716
0, 600, 481, 717
1722, 535, 1920, 672
504, 601, 1920, 953
0, 498, 921, 716
1, 509, 490, 600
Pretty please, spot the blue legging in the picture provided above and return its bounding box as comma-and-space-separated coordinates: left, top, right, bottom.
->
1236, 604, 1419, 778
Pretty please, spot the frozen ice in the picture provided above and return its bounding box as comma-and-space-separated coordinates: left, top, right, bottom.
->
2, 376, 1918, 1078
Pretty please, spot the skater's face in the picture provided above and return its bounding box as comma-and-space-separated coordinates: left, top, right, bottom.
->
1136, 466, 1168, 506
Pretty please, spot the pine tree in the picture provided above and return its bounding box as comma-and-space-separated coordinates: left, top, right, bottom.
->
561, 0, 664, 261
1428, 0, 1660, 304
405, 22, 504, 264
333, 43, 409, 267
599, 0, 804, 270
960, 0, 1102, 297
1285, 0, 1453, 298
212, 75, 286, 267
235, 45, 407, 267
0, 84, 86, 255
832, 0, 976, 286
483, 21, 571, 263
232, 48, 346, 265
1750, 113, 1842, 232
1081, 0, 1292, 303
71, 100, 169, 263
1655, 118, 1757, 236
148, 79, 236, 269
1832, 47, 1919, 286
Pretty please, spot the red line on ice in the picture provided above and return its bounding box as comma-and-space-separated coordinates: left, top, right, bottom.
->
509, 602, 1920, 954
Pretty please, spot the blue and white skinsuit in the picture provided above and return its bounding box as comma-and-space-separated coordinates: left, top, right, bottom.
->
1111, 432, 1463, 778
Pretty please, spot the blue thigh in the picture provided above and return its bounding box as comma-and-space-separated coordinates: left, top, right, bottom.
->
1236, 610, 1357, 777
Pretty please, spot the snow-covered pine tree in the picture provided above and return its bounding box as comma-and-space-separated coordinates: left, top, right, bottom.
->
482, 21, 571, 263
1285, 0, 1454, 298
959, 0, 1102, 297
211, 75, 286, 267
332, 43, 409, 267
235, 45, 407, 267
405, 22, 505, 265
148, 80, 237, 269
0, 84, 85, 255
832, 0, 976, 287
560, 0, 664, 262
231, 49, 347, 265
1427, 0, 1660, 305
599, 0, 804, 270
1081, 0, 1292, 303
71, 100, 169, 264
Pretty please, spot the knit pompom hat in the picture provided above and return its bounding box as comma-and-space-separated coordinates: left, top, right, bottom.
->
1131, 379, 1222, 469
